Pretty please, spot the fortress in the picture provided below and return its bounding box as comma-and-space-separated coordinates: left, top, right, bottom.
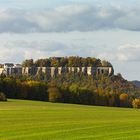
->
0, 63, 114, 77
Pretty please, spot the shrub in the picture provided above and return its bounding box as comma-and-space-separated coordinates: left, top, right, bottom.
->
0, 92, 7, 101
132, 99, 140, 108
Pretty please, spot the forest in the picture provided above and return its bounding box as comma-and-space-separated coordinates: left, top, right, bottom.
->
0, 72, 140, 108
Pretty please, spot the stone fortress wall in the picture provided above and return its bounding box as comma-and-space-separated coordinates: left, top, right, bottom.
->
0, 63, 114, 77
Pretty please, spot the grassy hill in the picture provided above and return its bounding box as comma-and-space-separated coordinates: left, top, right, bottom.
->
0, 100, 140, 140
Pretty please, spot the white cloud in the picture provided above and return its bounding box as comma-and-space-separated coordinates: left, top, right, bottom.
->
117, 44, 140, 61
97, 52, 116, 61
0, 31, 140, 63
0, 47, 24, 63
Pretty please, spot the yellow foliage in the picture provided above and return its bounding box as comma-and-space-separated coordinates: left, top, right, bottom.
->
132, 99, 140, 108
119, 93, 128, 101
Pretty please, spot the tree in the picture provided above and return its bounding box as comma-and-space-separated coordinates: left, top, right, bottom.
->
22, 59, 34, 67
132, 99, 140, 108
119, 93, 129, 107
59, 57, 68, 67
101, 60, 112, 67
26, 81, 47, 101
48, 82, 61, 102
3, 77, 17, 98
50, 58, 60, 67
0, 92, 7, 101
35, 59, 51, 67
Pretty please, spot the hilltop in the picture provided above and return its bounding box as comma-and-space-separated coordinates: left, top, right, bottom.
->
0, 56, 140, 108
0, 56, 114, 78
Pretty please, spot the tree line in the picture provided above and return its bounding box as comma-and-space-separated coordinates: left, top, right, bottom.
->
0, 73, 140, 108
22, 56, 112, 67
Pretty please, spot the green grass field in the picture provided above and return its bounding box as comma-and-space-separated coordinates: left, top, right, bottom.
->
0, 100, 140, 140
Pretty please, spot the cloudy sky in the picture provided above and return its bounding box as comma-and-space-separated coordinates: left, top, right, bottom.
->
0, 0, 140, 80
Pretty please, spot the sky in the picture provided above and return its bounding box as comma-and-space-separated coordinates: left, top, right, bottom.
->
0, 0, 140, 80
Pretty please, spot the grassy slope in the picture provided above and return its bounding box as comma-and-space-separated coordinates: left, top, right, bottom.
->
0, 100, 140, 140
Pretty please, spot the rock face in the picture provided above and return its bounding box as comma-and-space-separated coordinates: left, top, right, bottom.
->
0, 66, 114, 77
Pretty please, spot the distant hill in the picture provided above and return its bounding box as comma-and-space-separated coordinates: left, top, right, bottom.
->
132, 81, 140, 88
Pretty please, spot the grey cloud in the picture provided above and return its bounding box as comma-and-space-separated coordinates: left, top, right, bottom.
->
0, 9, 38, 33
0, 5, 140, 33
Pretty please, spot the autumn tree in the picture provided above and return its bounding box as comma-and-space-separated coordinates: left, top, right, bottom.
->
119, 93, 129, 107
48, 82, 61, 102
132, 99, 140, 108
